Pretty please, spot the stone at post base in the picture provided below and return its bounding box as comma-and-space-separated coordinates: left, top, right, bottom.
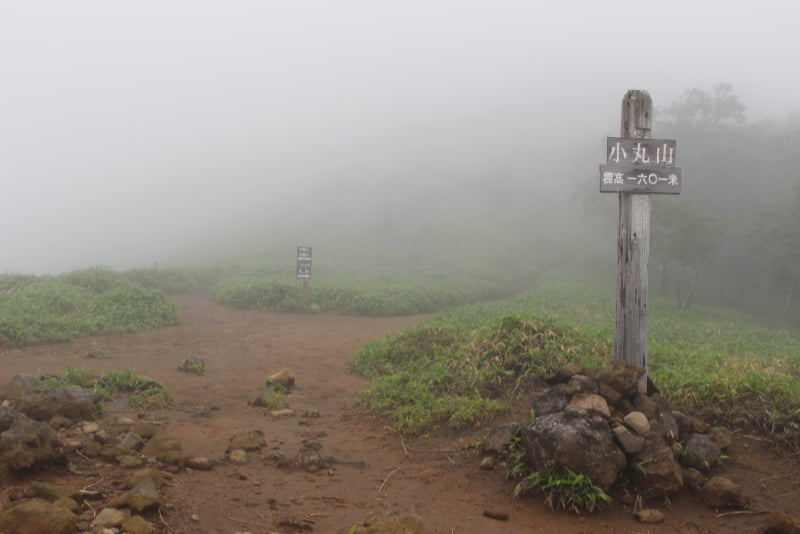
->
630, 438, 684, 497
519, 405, 626, 491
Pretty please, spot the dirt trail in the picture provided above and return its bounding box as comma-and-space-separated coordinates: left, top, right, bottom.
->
0, 292, 798, 533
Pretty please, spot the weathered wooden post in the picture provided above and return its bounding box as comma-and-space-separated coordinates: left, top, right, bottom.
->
599, 90, 682, 393
617, 91, 652, 392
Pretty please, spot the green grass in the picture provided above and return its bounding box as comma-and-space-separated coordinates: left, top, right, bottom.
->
210, 261, 538, 316
349, 282, 800, 442
0, 268, 180, 347
40, 366, 171, 408
211, 275, 528, 316
350, 312, 609, 434
516, 467, 612, 513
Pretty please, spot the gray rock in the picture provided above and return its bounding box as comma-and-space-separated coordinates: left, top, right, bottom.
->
82, 421, 100, 433
681, 434, 720, 473
635, 508, 666, 524
480, 423, 520, 454
681, 467, 707, 491
108, 477, 160, 512
564, 374, 598, 395
632, 393, 658, 419
597, 382, 623, 407
630, 438, 684, 496
543, 363, 586, 386
0, 374, 41, 401
140, 432, 185, 466
227, 429, 266, 451
187, 456, 215, 470
8, 385, 101, 421
762, 511, 800, 534
0, 406, 64, 471
91, 507, 131, 528
117, 454, 145, 468
594, 360, 644, 398
673, 411, 710, 439
0, 498, 77, 534
532, 384, 571, 417
122, 514, 156, 534
121, 432, 144, 450
478, 456, 495, 470
612, 425, 644, 454
652, 409, 679, 442
623, 411, 650, 436
708, 426, 732, 450
520, 406, 626, 491
701, 476, 748, 508
568, 393, 610, 419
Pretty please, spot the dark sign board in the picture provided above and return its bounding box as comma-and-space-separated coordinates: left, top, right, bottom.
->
599, 164, 681, 194
606, 137, 677, 167
296, 246, 312, 280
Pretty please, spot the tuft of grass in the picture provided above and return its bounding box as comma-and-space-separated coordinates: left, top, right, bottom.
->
515, 467, 612, 513
39, 366, 171, 408
262, 391, 285, 409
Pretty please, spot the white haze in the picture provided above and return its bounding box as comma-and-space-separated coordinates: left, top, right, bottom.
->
1, 1, 798, 273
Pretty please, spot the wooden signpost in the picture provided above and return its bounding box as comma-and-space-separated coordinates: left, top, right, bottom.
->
599, 90, 682, 392
296, 246, 312, 303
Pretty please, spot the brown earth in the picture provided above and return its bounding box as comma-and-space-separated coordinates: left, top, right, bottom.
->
1, 292, 799, 533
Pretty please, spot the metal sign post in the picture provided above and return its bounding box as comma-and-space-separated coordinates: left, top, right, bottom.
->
598, 90, 682, 393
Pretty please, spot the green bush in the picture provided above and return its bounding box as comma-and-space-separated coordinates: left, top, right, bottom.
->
352, 311, 603, 434
0, 273, 178, 347
86, 286, 179, 334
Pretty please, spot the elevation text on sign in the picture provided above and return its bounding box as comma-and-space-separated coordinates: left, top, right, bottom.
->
599, 137, 682, 194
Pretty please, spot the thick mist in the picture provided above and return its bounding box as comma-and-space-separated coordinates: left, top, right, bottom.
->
1, 1, 799, 275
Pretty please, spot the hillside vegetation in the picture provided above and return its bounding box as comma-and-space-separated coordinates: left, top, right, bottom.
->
350, 283, 800, 444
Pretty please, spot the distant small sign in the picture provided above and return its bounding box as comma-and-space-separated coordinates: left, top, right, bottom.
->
600, 137, 681, 194
296, 246, 312, 280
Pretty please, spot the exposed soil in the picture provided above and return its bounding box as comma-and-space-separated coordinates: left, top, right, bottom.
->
1, 292, 798, 533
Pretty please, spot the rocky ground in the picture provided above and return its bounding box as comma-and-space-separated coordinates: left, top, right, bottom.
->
0, 292, 799, 534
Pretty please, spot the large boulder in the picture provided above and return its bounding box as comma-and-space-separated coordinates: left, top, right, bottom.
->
0, 498, 77, 534
0, 406, 64, 471
8, 385, 102, 421
0, 374, 41, 401
520, 406, 626, 490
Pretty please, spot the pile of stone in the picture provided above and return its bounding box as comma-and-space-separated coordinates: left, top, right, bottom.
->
0, 374, 215, 533
481, 360, 746, 512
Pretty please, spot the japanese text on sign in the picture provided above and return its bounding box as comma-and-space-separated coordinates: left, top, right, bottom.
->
606, 138, 677, 167
599, 165, 681, 194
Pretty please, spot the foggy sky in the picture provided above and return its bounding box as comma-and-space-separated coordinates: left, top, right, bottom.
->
2, 1, 799, 273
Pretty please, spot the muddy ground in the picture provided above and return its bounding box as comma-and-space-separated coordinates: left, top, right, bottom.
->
1, 292, 798, 533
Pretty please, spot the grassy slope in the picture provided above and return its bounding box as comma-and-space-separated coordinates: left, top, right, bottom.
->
350, 282, 800, 442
